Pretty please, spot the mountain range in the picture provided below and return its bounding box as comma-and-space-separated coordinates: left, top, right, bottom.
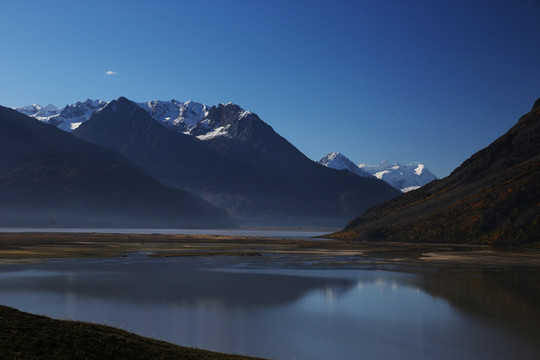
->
0, 105, 233, 228
10, 96, 539, 243
359, 160, 437, 192
19, 101, 437, 193
330, 99, 540, 247
319, 153, 437, 192
15, 97, 400, 226
17, 100, 107, 132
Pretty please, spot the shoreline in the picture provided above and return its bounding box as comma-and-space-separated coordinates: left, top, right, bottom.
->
0, 231, 539, 270
1, 231, 539, 359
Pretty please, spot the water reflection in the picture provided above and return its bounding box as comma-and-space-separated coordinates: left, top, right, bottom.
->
0, 258, 356, 307
418, 268, 540, 343
0, 257, 538, 360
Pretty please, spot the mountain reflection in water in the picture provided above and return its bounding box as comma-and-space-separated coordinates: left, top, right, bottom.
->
0, 256, 538, 360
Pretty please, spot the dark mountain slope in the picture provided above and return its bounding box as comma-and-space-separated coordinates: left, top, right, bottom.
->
200, 104, 401, 224
73, 98, 272, 222
0, 105, 233, 228
331, 99, 540, 247
73, 97, 253, 194
74, 98, 399, 226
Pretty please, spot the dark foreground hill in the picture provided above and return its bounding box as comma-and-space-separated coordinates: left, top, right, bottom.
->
0, 105, 233, 228
0, 305, 263, 360
331, 99, 540, 247
74, 97, 400, 226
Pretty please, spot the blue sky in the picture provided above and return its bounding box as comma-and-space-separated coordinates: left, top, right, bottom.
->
1, 0, 539, 177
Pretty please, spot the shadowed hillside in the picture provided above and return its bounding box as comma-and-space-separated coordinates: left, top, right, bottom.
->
0, 305, 263, 360
0, 105, 233, 228
331, 99, 540, 247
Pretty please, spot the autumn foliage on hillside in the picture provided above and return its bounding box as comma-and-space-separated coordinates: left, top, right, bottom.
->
331, 99, 540, 248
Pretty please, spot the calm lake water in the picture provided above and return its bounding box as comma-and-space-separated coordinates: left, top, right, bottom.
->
0, 255, 539, 360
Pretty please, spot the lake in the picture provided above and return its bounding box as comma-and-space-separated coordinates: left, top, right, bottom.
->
0, 254, 539, 360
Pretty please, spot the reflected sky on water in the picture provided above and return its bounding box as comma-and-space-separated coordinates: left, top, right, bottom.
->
0, 256, 538, 360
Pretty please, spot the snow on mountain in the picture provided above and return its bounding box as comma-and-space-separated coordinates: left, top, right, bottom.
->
16, 99, 435, 194
53, 100, 108, 132
137, 100, 256, 141
15, 100, 107, 132
15, 103, 62, 121
196, 125, 232, 140
319, 152, 373, 178
319, 153, 437, 192
136, 100, 208, 134
191, 103, 256, 142
358, 161, 437, 192
16, 99, 252, 141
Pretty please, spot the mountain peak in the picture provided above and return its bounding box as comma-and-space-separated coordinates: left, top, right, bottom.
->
91, 97, 152, 123
42, 104, 58, 111
16, 98, 260, 141
324, 152, 342, 161
212, 102, 245, 116
116, 96, 131, 104
359, 160, 437, 192
327, 157, 436, 192
533, 97, 540, 111
319, 152, 373, 178
16, 103, 60, 119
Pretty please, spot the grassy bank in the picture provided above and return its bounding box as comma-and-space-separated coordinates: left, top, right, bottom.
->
0, 305, 264, 360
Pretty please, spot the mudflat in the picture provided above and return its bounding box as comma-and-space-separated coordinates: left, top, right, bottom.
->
0, 232, 539, 271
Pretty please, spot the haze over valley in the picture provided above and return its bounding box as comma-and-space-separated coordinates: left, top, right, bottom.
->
12, 96, 402, 227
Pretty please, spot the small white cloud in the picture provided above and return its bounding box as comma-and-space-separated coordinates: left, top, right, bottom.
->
105, 70, 117, 75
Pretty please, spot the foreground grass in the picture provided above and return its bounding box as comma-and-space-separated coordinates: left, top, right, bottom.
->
0, 305, 264, 360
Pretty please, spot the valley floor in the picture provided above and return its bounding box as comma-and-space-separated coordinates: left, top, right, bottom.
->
1, 232, 539, 360
0, 232, 539, 271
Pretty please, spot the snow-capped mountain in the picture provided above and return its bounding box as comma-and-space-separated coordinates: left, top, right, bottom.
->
136, 100, 208, 134
15, 100, 106, 132
136, 100, 255, 141
319, 153, 437, 192
319, 152, 373, 178
14, 98, 401, 225
16, 99, 245, 141
16, 100, 435, 194
69, 97, 400, 225
358, 161, 437, 192
16, 103, 59, 119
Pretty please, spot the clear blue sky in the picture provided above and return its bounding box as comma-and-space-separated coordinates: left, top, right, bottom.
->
1, 0, 539, 177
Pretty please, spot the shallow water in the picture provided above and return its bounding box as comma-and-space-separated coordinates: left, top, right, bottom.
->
0, 256, 538, 360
